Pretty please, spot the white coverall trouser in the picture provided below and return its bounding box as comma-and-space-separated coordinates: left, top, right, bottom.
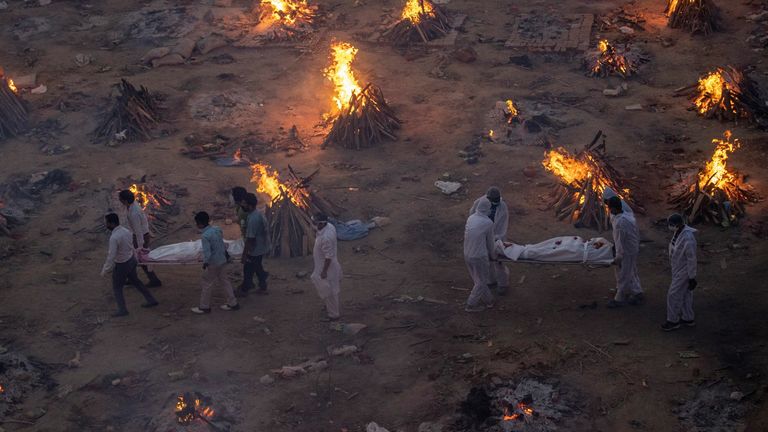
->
465, 257, 495, 307
667, 227, 697, 322
614, 253, 642, 302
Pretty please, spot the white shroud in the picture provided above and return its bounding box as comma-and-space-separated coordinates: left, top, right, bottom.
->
497, 236, 614, 265
143, 239, 244, 263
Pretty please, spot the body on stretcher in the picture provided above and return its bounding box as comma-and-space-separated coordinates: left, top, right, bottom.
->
496, 236, 614, 266
137, 239, 245, 265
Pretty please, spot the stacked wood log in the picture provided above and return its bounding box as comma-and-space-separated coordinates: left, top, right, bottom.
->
676, 66, 768, 128
322, 83, 401, 150
665, 0, 720, 35
543, 131, 640, 231
584, 40, 648, 78
257, 0, 317, 41
669, 132, 758, 227
95, 79, 160, 142
0, 76, 29, 140
383, 0, 450, 46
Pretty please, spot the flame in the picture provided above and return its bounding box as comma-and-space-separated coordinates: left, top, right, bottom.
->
698, 131, 739, 191
505, 99, 519, 123
324, 42, 362, 113
7, 78, 17, 94
502, 402, 535, 421
260, 0, 313, 26
591, 39, 629, 76
233, 148, 243, 162
693, 69, 739, 116
175, 395, 215, 425
249, 163, 308, 208
542, 148, 593, 187
0, 384, 5, 393
401, 0, 435, 23
598, 39, 609, 53
128, 184, 160, 210
666, 0, 695, 16
489, 129, 494, 138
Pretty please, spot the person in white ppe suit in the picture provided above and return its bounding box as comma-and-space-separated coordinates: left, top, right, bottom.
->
469, 187, 510, 295
464, 197, 497, 312
311, 213, 342, 321
602, 187, 635, 223
662, 213, 698, 331
606, 196, 643, 308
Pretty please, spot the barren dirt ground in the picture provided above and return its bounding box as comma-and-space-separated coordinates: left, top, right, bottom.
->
1, 0, 768, 431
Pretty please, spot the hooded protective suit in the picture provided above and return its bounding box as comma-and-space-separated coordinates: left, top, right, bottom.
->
470, 195, 510, 289
603, 187, 635, 223
464, 198, 496, 308
667, 225, 697, 322
611, 211, 642, 302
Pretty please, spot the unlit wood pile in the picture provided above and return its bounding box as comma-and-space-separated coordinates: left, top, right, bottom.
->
584, 41, 648, 78
545, 131, 639, 231
322, 83, 401, 150
0, 77, 29, 140
677, 66, 768, 128
384, 1, 450, 46
665, 0, 720, 35
95, 79, 160, 142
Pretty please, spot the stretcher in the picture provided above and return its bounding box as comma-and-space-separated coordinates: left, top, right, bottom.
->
137, 239, 244, 266
495, 236, 614, 267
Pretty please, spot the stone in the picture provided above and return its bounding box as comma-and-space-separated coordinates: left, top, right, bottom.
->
453, 46, 477, 63
173, 37, 197, 59
152, 53, 185, 68
730, 391, 744, 401
259, 374, 275, 385
196, 34, 228, 55
624, 104, 643, 111
142, 47, 171, 64
603, 87, 623, 97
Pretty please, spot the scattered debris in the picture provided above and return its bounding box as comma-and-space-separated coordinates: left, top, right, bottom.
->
435, 180, 462, 195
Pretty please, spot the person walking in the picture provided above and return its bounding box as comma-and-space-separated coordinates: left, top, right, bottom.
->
470, 186, 510, 295
118, 189, 162, 287
662, 214, 698, 331
241, 193, 270, 295
606, 196, 643, 308
463, 198, 497, 312
311, 213, 342, 321
191, 211, 239, 314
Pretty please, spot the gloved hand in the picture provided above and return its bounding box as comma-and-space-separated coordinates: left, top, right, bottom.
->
688, 278, 697, 291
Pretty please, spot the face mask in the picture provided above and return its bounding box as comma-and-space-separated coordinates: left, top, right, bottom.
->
668, 225, 677, 232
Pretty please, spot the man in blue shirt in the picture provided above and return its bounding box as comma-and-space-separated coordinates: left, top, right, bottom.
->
240, 193, 270, 296
191, 211, 239, 314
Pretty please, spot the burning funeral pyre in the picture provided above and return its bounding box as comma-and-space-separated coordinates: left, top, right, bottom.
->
665, 0, 720, 35
542, 131, 639, 231
584, 39, 647, 78
680, 66, 768, 128
175, 392, 216, 425
383, 0, 451, 46
254, 0, 316, 41
0, 69, 29, 140
250, 163, 338, 257
669, 131, 758, 226
108, 179, 184, 237
321, 42, 401, 150
95, 79, 161, 143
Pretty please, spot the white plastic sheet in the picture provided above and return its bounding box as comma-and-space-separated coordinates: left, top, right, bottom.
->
497, 236, 614, 265
145, 238, 244, 263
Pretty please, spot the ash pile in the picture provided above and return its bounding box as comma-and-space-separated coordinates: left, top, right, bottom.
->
0, 347, 56, 417
0, 169, 72, 237
451, 376, 588, 432
673, 379, 754, 431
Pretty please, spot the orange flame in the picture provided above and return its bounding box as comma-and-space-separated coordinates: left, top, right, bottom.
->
401, 0, 435, 23
542, 148, 625, 205
0, 384, 5, 393
666, 0, 695, 16
175, 395, 215, 425
693, 68, 741, 116
129, 184, 160, 210
7, 78, 17, 94
502, 402, 535, 421
592, 39, 629, 76
260, 0, 314, 26
324, 42, 362, 114
249, 163, 308, 208
698, 130, 739, 191
505, 99, 519, 123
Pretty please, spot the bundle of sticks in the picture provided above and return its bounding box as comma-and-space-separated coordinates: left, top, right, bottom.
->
669, 132, 758, 226
322, 83, 401, 150
0, 76, 29, 140
584, 40, 648, 78
543, 131, 640, 231
676, 66, 768, 128
665, 0, 720, 35
383, 0, 450, 46
264, 166, 340, 258
95, 79, 160, 142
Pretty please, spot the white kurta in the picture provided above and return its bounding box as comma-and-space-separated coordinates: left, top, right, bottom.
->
125, 201, 151, 249
611, 212, 642, 301
311, 224, 342, 318
470, 197, 511, 288
667, 226, 697, 322
464, 213, 496, 307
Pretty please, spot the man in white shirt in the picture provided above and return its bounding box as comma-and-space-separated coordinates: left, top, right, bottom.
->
119, 190, 162, 287
311, 213, 342, 321
101, 213, 159, 317
463, 198, 497, 312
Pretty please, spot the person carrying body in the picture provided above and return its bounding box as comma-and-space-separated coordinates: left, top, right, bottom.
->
118, 189, 162, 287
662, 213, 698, 331
464, 197, 497, 313
470, 186, 510, 295
606, 196, 643, 308
191, 211, 240, 314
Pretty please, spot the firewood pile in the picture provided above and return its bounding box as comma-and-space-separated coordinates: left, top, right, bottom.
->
584, 40, 648, 78
669, 131, 758, 227
95, 79, 161, 143
0, 75, 29, 140
665, 0, 720, 35
383, 0, 450, 46
542, 131, 640, 231
676, 66, 768, 128
322, 83, 401, 150
256, 0, 317, 41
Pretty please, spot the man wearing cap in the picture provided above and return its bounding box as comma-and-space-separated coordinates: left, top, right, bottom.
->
463, 197, 497, 312
311, 213, 342, 320
662, 214, 698, 331
470, 187, 510, 295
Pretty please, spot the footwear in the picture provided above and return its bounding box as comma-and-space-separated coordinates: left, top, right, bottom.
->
111, 311, 129, 318
661, 321, 681, 332
681, 319, 696, 327
191, 307, 211, 314
220, 304, 240, 311
485, 303, 496, 310
146, 280, 162, 288
628, 293, 645, 305
464, 304, 485, 313
141, 301, 159, 308
606, 300, 626, 309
